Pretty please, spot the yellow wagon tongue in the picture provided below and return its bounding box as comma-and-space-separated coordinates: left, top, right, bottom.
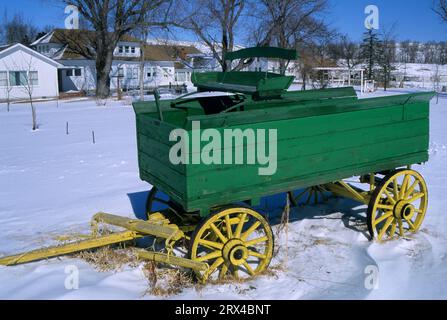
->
0, 212, 208, 273
0, 230, 141, 266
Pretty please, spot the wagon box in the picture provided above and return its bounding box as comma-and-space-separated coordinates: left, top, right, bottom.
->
133, 90, 433, 217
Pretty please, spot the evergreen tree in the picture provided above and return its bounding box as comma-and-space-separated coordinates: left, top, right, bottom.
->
360, 29, 381, 80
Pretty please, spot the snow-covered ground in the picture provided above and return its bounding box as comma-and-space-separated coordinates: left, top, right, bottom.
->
0, 89, 446, 300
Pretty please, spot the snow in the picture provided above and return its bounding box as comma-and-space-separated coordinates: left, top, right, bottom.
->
0, 90, 446, 300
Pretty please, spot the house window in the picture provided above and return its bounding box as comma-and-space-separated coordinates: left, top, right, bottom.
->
162, 68, 170, 78
176, 71, 187, 82
9, 71, 27, 86
131, 47, 135, 54
0, 71, 7, 86
125, 46, 130, 54
29, 71, 38, 85
118, 46, 123, 54
66, 69, 82, 77
39, 45, 49, 53
126, 67, 138, 79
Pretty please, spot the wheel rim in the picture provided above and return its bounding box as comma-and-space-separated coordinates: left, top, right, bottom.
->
368, 170, 428, 241
189, 207, 274, 282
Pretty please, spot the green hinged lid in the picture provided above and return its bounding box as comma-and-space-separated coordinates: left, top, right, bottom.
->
192, 46, 298, 99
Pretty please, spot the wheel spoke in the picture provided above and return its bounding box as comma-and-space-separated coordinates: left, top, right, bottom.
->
198, 239, 224, 250
294, 189, 308, 203
404, 180, 418, 199
234, 213, 247, 238
243, 261, 255, 276
219, 263, 229, 280
241, 221, 261, 241
306, 189, 314, 205
398, 219, 404, 236
248, 250, 267, 260
196, 250, 222, 262
400, 175, 410, 199
232, 265, 239, 279
405, 218, 416, 231
383, 188, 397, 205
377, 204, 394, 211
314, 190, 319, 204
209, 222, 228, 243
393, 178, 399, 199
205, 257, 224, 278
378, 217, 394, 241
407, 192, 424, 203
373, 211, 393, 227
245, 236, 268, 247
388, 220, 397, 238
225, 215, 233, 239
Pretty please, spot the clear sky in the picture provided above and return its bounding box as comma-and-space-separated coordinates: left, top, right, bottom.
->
329, 0, 447, 42
1, 0, 446, 43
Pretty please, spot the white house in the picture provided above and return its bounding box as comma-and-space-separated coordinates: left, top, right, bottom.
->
31, 29, 202, 94
0, 43, 62, 100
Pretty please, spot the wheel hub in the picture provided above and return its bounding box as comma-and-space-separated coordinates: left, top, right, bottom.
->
222, 239, 248, 266
394, 200, 415, 220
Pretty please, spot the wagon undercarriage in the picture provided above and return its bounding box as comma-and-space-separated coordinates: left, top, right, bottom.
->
0, 167, 428, 282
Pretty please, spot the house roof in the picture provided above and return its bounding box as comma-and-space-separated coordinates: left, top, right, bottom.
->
32, 29, 202, 63
32, 28, 141, 46
0, 44, 14, 53
141, 44, 202, 61
0, 43, 63, 68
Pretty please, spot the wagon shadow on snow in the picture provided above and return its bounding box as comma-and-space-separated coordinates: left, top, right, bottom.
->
127, 188, 371, 241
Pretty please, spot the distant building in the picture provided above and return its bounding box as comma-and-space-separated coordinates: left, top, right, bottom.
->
31, 29, 202, 93
0, 43, 62, 100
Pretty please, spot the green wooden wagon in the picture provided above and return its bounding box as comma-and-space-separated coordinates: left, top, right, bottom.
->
0, 47, 434, 283
131, 46, 434, 281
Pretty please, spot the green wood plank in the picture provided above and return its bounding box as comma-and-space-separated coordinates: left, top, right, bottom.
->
186, 134, 429, 198
186, 118, 429, 175
139, 152, 186, 194
185, 152, 428, 213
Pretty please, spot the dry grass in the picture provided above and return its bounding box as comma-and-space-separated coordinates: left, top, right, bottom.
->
75, 245, 139, 272
142, 261, 194, 297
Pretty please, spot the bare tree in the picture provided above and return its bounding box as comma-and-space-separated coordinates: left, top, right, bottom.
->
331, 35, 361, 70
180, 0, 246, 72
62, 0, 174, 98
255, 0, 329, 74
11, 54, 38, 130
377, 26, 397, 91
434, 0, 447, 21
2, 13, 39, 45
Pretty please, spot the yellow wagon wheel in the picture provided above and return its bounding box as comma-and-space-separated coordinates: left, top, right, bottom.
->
367, 169, 428, 241
189, 206, 274, 283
